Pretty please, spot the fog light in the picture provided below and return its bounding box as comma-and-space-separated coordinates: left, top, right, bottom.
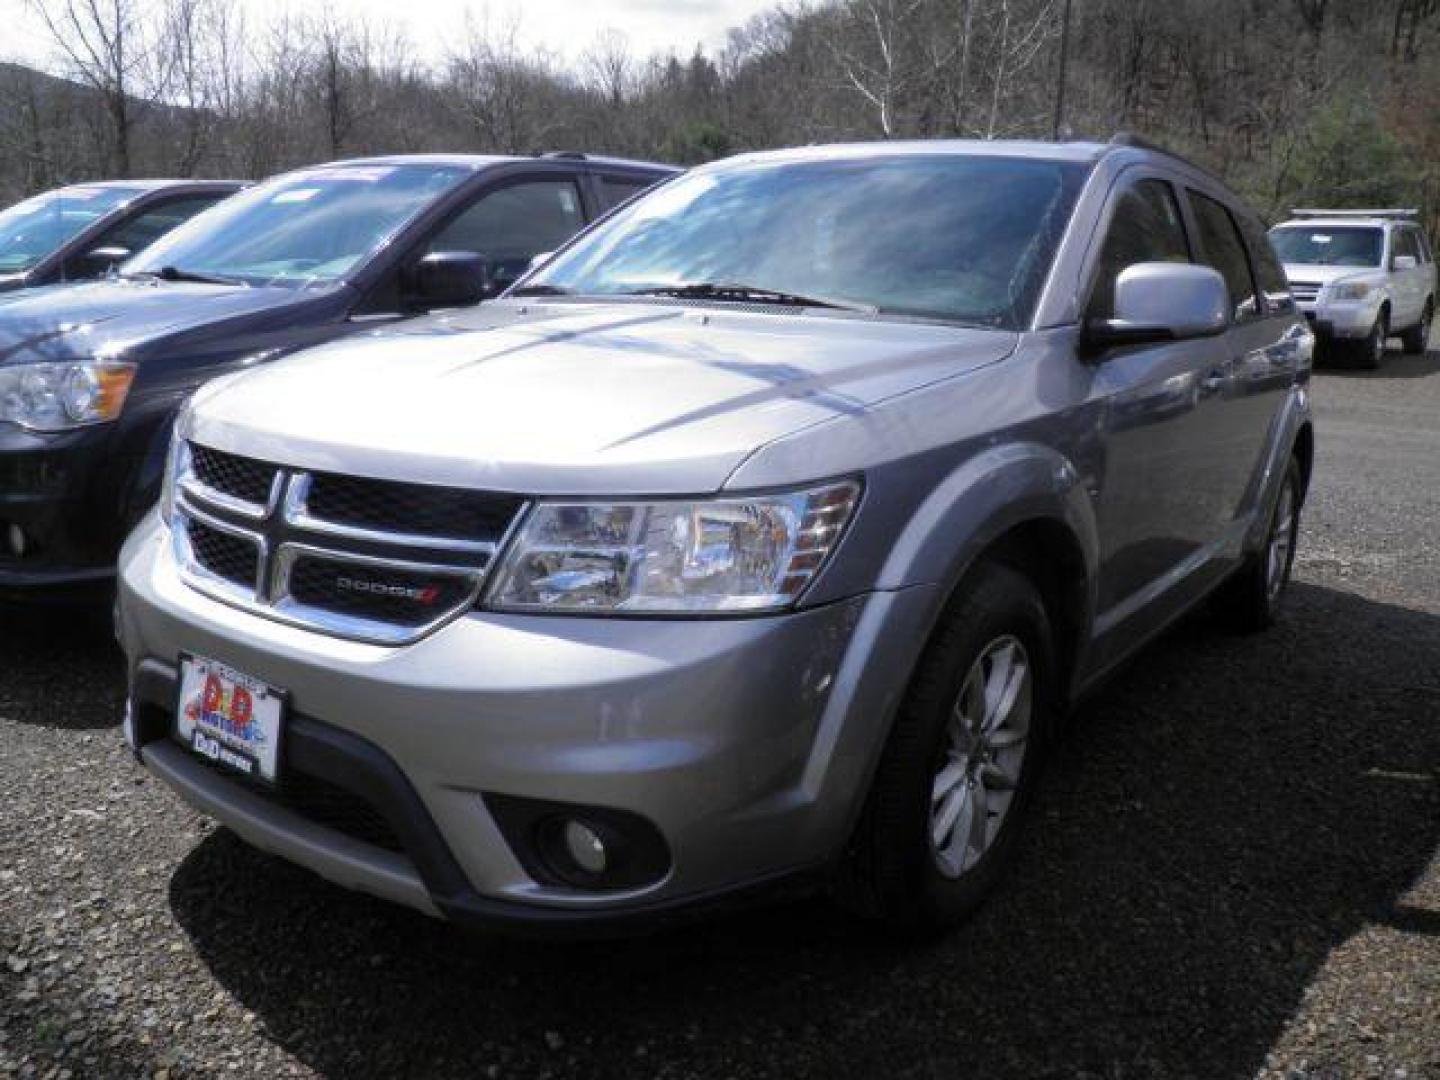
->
6, 523, 26, 558
563, 820, 608, 874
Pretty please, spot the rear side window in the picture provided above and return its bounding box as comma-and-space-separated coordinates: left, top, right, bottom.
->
429, 179, 586, 290
1392, 228, 1419, 265
101, 194, 226, 255
1087, 178, 1190, 320
1237, 214, 1295, 315
599, 175, 658, 210
1417, 230, 1435, 264
1190, 192, 1260, 322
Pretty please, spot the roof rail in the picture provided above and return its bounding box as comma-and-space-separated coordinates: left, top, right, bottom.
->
540, 151, 587, 161
1289, 208, 1418, 219
1108, 131, 1213, 180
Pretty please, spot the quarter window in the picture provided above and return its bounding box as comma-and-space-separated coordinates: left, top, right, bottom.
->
429, 179, 586, 292
1088, 178, 1190, 320
1190, 192, 1260, 322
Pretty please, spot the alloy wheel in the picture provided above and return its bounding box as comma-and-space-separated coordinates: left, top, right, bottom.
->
930, 635, 1032, 878
1266, 477, 1297, 602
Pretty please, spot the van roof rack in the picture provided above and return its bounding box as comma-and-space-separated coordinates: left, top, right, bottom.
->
1289, 208, 1418, 220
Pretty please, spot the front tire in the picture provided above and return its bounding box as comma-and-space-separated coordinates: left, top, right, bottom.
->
1217, 455, 1303, 633
1357, 309, 1389, 369
836, 562, 1055, 936
1400, 299, 1433, 355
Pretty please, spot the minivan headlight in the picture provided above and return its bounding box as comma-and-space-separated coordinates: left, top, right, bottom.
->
485, 480, 861, 614
0, 360, 137, 431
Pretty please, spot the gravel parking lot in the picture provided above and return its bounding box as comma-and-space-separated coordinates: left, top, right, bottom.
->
3, 343, 1438, 1080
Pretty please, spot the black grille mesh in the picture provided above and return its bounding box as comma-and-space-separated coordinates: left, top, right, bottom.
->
287, 557, 472, 626
187, 519, 258, 589
190, 444, 278, 506
188, 752, 404, 854
307, 473, 523, 542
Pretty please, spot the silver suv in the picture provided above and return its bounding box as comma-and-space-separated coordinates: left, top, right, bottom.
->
116, 137, 1314, 935
1270, 209, 1436, 367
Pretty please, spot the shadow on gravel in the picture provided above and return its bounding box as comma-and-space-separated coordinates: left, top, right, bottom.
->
1318, 347, 1439, 379
0, 602, 123, 729
167, 582, 1440, 1079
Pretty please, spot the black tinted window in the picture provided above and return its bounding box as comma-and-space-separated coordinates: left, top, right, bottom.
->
1393, 228, 1419, 262
1089, 178, 1190, 319
600, 175, 658, 210
1237, 214, 1295, 315
101, 195, 226, 256
430, 179, 585, 290
1191, 192, 1259, 322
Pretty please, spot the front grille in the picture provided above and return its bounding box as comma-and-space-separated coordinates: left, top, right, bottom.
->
1290, 281, 1321, 303
186, 519, 259, 589
307, 473, 523, 542
174, 442, 526, 643
189, 444, 278, 507
287, 556, 475, 627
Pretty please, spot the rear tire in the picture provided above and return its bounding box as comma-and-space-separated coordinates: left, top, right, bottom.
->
836, 562, 1056, 936
1400, 299, 1433, 355
1216, 455, 1303, 633
1357, 309, 1388, 369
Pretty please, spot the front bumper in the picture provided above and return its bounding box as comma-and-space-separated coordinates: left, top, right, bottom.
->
1298, 297, 1382, 340
117, 514, 939, 932
0, 423, 132, 597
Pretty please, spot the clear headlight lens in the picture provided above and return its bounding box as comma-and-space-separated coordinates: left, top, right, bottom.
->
1328, 281, 1373, 302
486, 480, 861, 614
0, 360, 137, 431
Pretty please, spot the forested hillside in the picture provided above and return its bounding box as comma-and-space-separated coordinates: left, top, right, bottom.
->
3, 0, 1438, 229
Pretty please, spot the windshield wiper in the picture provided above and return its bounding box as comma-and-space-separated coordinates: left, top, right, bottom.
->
623, 281, 878, 314
126, 265, 243, 286
509, 283, 573, 296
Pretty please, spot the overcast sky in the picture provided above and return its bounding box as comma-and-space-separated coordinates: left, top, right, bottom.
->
8, 0, 785, 71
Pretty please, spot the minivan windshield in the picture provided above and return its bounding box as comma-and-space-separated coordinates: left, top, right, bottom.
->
1269, 226, 1383, 267
126, 164, 469, 288
0, 186, 142, 274
525, 155, 1087, 329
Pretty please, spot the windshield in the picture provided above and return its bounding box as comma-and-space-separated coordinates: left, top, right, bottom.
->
527, 155, 1087, 328
127, 164, 469, 287
1269, 226, 1383, 267
0, 186, 142, 274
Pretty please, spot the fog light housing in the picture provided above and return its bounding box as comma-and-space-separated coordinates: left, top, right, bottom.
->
485, 794, 671, 891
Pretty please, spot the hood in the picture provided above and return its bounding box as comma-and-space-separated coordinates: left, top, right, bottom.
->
0, 279, 319, 365
1281, 263, 1384, 288
189, 300, 1018, 494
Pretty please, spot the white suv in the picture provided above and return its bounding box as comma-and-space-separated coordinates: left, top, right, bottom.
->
1270, 209, 1436, 367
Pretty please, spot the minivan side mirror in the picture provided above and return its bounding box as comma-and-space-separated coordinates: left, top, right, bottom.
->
73, 245, 132, 278
1083, 262, 1229, 352
1393, 254, 1418, 271
409, 251, 493, 309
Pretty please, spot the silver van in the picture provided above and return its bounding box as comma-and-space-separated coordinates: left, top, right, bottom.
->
116, 136, 1314, 935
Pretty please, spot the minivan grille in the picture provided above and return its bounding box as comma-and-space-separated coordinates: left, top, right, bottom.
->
307, 473, 524, 542
185, 519, 260, 590
1289, 281, 1321, 303
173, 441, 526, 644
189, 444, 279, 507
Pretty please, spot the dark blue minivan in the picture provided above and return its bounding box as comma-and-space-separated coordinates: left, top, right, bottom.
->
0, 153, 676, 599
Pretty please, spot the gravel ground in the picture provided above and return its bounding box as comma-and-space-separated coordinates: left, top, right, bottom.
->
3, 343, 1438, 1080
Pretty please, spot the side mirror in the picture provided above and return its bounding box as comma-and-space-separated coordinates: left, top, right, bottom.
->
74, 245, 131, 278
1393, 254, 1418, 271
1084, 262, 1229, 352
409, 251, 492, 309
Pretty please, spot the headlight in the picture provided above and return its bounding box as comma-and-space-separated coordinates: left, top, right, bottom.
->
1328, 282, 1373, 302
0, 360, 137, 431
486, 480, 861, 614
